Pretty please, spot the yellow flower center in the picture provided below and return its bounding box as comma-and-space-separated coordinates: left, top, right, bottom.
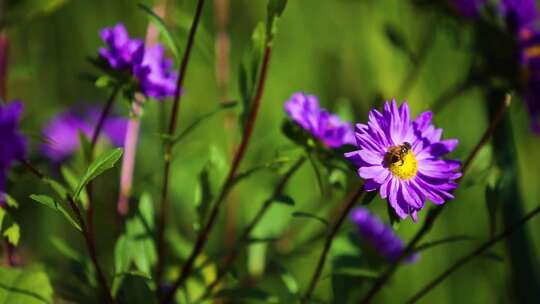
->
387, 150, 418, 181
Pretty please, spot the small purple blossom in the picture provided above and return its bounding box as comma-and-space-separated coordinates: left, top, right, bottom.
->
98, 23, 178, 100
99, 23, 144, 70
500, 0, 540, 31
284, 92, 355, 148
0, 101, 27, 204
345, 100, 461, 221
41, 108, 127, 162
449, 0, 488, 18
134, 44, 178, 100
350, 207, 418, 263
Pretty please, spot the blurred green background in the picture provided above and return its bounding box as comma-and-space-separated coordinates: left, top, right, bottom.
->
2, 0, 540, 303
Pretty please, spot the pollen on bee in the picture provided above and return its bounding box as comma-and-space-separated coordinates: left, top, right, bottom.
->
387, 150, 418, 180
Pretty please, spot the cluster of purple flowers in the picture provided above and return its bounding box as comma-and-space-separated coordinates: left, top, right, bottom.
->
0, 102, 26, 204
41, 108, 127, 163
99, 23, 178, 100
284, 92, 355, 148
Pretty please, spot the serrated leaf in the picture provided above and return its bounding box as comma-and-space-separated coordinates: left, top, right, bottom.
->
212, 287, 279, 303
74, 148, 123, 200
3, 223, 20, 246
273, 195, 295, 206
0, 266, 53, 304
137, 3, 180, 60
292, 211, 328, 226
30, 194, 81, 231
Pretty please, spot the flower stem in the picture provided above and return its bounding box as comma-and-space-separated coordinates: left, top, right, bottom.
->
160, 44, 274, 304
196, 157, 306, 301
68, 196, 115, 304
406, 204, 540, 304
20, 160, 114, 303
359, 94, 512, 304
302, 185, 365, 304
155, 0, 207, 290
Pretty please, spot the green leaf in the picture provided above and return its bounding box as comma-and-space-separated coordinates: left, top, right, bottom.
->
0, 266, 53, 304
42, 178, 68, 199
61, 166, 89, 209
194, 167, 213, 230
50, 236, 83, 262
30, 194, 81, 232
95, 75, 113, 88
3, 223, 20, 246
138, 3, 180, 60
292, 211, 328, 227
0, 209, 5, 231
3, 194, 19, 209
272, 261, 299, 296
78, 131, 92, 164
74, 148, 123, 200
331, 268, 379, 279
266, 0, 288, 41
212, 287, 279, 303
273, 195, 295, 206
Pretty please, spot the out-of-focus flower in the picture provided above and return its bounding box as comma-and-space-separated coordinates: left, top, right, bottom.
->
134, 44, 178, 100
345, 100, 461, 221
41, 108, 127, 162
350, 207, 418, 263
449, 0, 488, 18
500, 0, 540, 31
284, 92, 355, 148
0, 101, 27, 203
98, 23, 178, 100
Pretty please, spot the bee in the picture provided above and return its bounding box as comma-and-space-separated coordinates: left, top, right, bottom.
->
384, 142, 411, 166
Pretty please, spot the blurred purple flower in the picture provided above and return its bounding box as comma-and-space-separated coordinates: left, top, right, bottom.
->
345, 100, 461, 221
350, 207, 418, 263
500, 0, 540, 31
42, 108, 127, 162
449, 0, 488, 18
134, 44, 178, 100
99, 23, 144, 70
98, 23, 178, 100
284, 92, 355, 148
0, 101, 27, 204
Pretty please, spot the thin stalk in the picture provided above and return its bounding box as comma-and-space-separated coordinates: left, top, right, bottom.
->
302, 185, 365, 304
197, 157, 306, 301
87, 85, 120, 233
359, 94, 512, 304
406, 204, 540, 303
160, 45, 274, 304
20, 160, 114, 303
156, 0, 206, 288
68, 197, 115, 304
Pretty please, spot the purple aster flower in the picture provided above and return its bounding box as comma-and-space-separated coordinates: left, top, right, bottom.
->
345, 100, 461, 221
41, 108, 127, 162
284, 92, 355, 148
500, 0, 540, 31
99, 23, 144, 70
350, 207, 418, 263
134, 44, 178, 100
0, 101, 27, 204
449, 0, 488, 18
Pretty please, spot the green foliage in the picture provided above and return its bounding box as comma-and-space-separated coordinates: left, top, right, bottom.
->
292, 211, 329, 227
73, 148, 123, 200
3, 224, 20, 246
212, 287, 279, 303
0, 267, 53, 304
273, 194, 295, 206
29, 195, 81, 231
113, 193, 156, 296
194, 167, 213, 231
